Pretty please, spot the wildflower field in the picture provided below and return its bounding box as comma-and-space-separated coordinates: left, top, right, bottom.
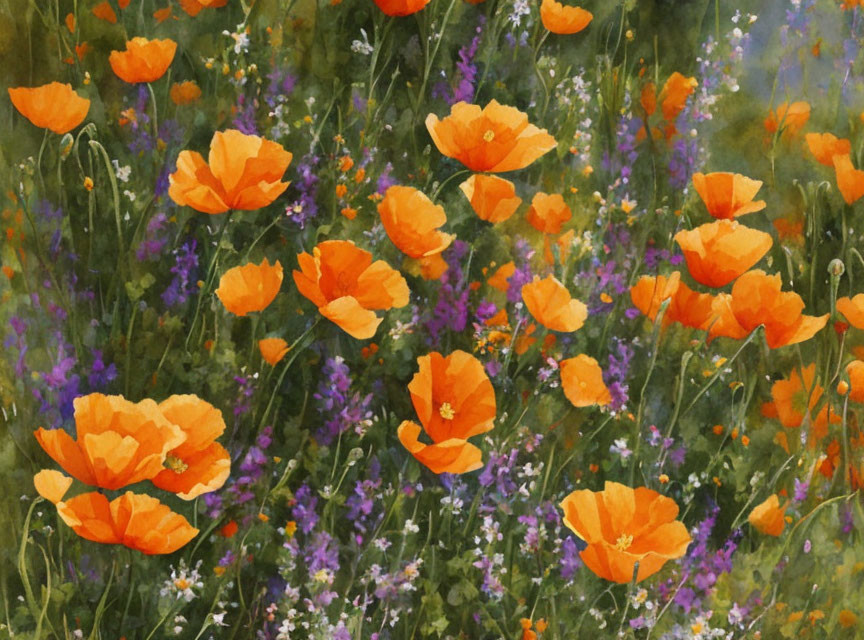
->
3, 0, 864, 637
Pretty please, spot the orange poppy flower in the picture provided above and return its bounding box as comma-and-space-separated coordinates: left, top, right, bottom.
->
691, 172, 766, 219
459, 174, 522, 223
805, 132, 851, 166
377, 186, 454, 258
178, 0, 228, 16
846, 360, 864, 403
560, 481, 691, 583
658, 72, 698, 122
92, 1, 117, 22
215, 258, 283, 316
426, 100, 556, 173
33, 469, 73, 504
487, 261, 516, 292
397, 350, 496, 474
832, 154, 864, 205
539, 0, 592, 35
372, 0, 430, 15
559, 354, 611, 407
729, 270, 828, 348
526, 192, 572, 234
259, 337, 290, 365
630, 272, 682, 322
521, 275, 587, 332
673, 220, 773, 288
293, 240, 409, 339
54, 490, 198, 554
170, 80, 202, 105
8, 83, 90, 134
837, 294, 864, 329
34, 393, 185, 491
764, 101, 810, 137
169, 129, 293, 214
748, 494, 787, 536
768, 363, 837, 442
151, 395, 231, 500
109, 38, 177, 84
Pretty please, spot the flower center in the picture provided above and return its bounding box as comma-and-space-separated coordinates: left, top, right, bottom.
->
483, 129, 495, 142
174, 578, 190, 590
613, 533, 633, 551
165, 455, 189, 474
439, 402, 455, 420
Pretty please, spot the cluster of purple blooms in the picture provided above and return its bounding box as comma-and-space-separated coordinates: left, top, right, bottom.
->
161, 239, 199, 308
424, 240, 470, 341
313, 356, 373, 446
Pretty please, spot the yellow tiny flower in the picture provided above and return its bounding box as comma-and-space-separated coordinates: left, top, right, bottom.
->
83, 176, 94, 191
285, 521, 297, 537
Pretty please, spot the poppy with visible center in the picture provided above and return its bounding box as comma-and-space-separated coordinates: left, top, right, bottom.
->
539, 0, 592, 34
560, 481, 691, 583
559, 354, 612, 407
109, 37, 177, 84
8, 83, 90, 134
398, 351, 496, 474
692, 172, 766, 219
459, 174, 522, 223
215, 258, 283, 316
674, 220, 773, 288
293, 240, 409, 339
521, 275, 587, 332
34, 393, 185, 491
377, 186, 454, 258
169, 129, 293, 214
426, 100, 556, 173
151, 395, 231, 500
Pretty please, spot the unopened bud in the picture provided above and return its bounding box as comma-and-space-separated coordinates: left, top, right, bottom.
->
828, 259, 845, 277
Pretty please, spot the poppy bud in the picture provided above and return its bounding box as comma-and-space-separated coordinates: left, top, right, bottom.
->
59, 133, 74, 159
828, 258, 845, 277
347, 447, 364, 464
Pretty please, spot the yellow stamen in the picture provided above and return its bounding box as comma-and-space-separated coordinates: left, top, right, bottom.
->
483, 129, 495, 142
614, 534, 633, 551
439, 402, 455, 420
165, 455, 188, 474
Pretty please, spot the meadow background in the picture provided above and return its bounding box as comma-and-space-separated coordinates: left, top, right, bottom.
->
1, 0, 864, 638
